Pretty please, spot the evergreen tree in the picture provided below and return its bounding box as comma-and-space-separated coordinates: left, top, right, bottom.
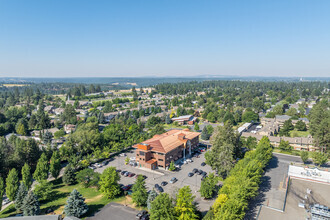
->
33, 153, 49, 182
150, 193, 175, 220
132, 175, 148, 207
201, 126, 209, 140
194, 123, 200, 132
0, 177, 4, 211
147, 190, 158, 210
295, 120, 307, 131
49, 151, 61, 179
204, 122, 239, 177
165, 114, 171, 124
22, 163, 32, 189
15, 182, 28, 211
64, 189, 88, 218
6, 168, 19, 201
309, 101, 330, 151
175, 186, 198, 220
22, 191, 40, 216
63, 164, 76, 185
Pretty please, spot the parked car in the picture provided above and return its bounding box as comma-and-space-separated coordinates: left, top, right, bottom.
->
155, 184, 160, 188
88, 166, 96, 170
188, 172, 194, 177
169, 177, 178, 184
157, 186, 164, 193
141, 214, 150, 220
197, 169, 203, 175
119, 153, 126, 157
161, 181, 168, 186
128, 173, 136, 177
116, 169, 122, 173
192, 168, 198, 173
122, 184, 132, 191
121, 171, 126, 175
136, 210, 148, 219
202, 171, 207, 177
124, 172, 130, 177
201, 162, 206, 166
186, 159, 193, 163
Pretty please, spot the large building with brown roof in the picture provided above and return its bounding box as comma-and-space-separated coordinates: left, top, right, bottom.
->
133, 129, 200, 169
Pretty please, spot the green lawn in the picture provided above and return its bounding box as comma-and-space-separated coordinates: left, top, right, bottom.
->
0, 178, 124, 219
289, 130, 310, 137
163, 124, 190, 130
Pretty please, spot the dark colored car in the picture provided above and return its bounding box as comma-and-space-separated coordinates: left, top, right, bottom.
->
116, 169, 122, 173
201, 162, 206, 166
202, 171, 207, 177
124, 172, 130, 177
188, 172, 194, 177
141, 214, 150, 220
136, 210, 148, 219
157, 186, 164, 193
192, 168, 198, 173
121, 171, 126, 175
128, 173, 135, 177
122, 184, 132, 191
155, 184, 160, 188
197, 169, 203, 175
161, 181, 168, 186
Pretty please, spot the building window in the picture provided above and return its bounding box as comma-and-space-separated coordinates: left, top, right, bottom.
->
140, 151, 145, 156
159, 159, 163, 161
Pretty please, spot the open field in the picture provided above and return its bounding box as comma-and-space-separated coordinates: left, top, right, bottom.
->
1, 84, 27, 87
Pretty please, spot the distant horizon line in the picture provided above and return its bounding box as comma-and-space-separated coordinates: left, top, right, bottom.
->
1, 75, 329, 79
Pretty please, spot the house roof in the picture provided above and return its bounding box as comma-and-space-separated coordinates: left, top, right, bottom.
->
133, 129, 200, 153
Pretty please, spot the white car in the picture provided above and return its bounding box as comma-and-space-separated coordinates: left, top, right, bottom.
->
186, 159, 193, 163
120, 153, 126, 157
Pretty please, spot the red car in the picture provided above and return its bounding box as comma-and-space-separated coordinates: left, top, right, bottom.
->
122, 184, 133, 191
128, 173, 135, 177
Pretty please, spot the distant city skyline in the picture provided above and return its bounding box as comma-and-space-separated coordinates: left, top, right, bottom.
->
1, 0, 330, 77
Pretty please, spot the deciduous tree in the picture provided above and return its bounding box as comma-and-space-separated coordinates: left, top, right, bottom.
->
22, 163, 32, 189
132, 175, 148, 207
33, 153, 49, 182
99, 167, 121, 199
6, 168, 19, 201
175, 186, 198, 220
150, 193, 175, 220
49, 151, 61, 180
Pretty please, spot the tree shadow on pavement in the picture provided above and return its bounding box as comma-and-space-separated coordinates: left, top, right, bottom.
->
244, 156, 278, 219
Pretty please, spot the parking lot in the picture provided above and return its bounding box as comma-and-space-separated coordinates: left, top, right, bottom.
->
94, 148, 217, 212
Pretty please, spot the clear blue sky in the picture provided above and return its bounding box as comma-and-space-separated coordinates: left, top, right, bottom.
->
1, 0, 330, 77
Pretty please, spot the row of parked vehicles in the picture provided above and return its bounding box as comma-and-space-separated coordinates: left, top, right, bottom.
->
188, 168, 207, 179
